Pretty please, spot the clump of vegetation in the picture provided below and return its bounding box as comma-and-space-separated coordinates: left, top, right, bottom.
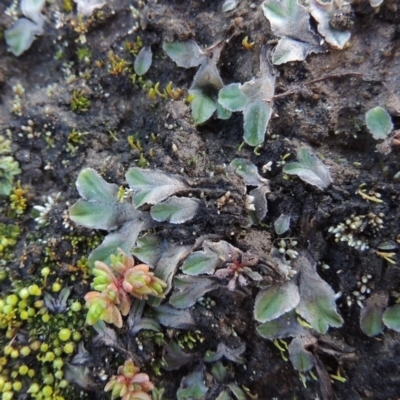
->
124, 37, 143, 56
85, 250, 167, 327
3, 0, 397, 398
0, 283, 86, 400
9, 181, 28, 215
104, 358, 154, 400
163, 40, 232, 125
67, 128, 88, 155
70, 90, 90, 112
67, 160, 347, 398
68, 167, 201, 267
108, 51, 131, 75
0, 223, 20, 260
63, 0, 74, 13
218, 49, 276, 147
76, 47, 92, 63
0, 136, 21, 196
148, 81, 184, 101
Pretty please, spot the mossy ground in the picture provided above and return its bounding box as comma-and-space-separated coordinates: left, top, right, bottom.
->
0, 0, 400, 399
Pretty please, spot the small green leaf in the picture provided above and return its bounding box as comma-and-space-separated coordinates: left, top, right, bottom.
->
192, 61, 224, 89
216, 391, 231, 400
151, 387, 166, 400
88, 220, 145, 268
181, 240, 231, 276
189, 88, 218, 125
153, 305, 195, 329
204, 343, 245, 364
149, 244, 192, 307
295, 254, 343, 334
274, 214, 291, 235
243, 100, 272, 147
132, 235, 166, 267
218, 83, 248, 112
360, 305, 384, 336
254, 281, 300, 323
75, 168, 117, 202
130, 317, 161, 335
262, 0, 325, 62
377, 241, 398, 251
272, 38, 316, 65
288, 337, 315, 372
249, 185, 269, 223
227, 384, 247, 400
163, 40, 207, 68
21, 0, 46, 23
308, 0, 352, 50
126, 167, 186, 208
134, 46, 152, 76
229, 158, 269, 187
365, 106, 393, 140
188, 61, 224, 125
150, 196, 200, 224
210, 362, 228, 384
162, 341, 194, 370
383, 304, 400, 332
216, 103, 232, 120
169, 276, 219, 309
181, 249, 220, 276
5, 18, 42, 57
262, 0, 297, 27
297, 285, 343, 334
262, 0, 310, 36
69, 200, 114, 230
177, 366, 208, 400
360, 293, 387, 337
370, 0, 384, 6
283, 148, 331, 190
70, 169, 137, 230
257, 311, 307, 340
222, 0, 238, 12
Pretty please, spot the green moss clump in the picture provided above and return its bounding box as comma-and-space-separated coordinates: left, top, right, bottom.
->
70, 90, 90, 113
0, 281, 89, 400
0, 136, 21, 196
0, 223, 20, 260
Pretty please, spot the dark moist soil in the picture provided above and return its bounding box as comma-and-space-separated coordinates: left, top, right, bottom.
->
1, 0, 400, 399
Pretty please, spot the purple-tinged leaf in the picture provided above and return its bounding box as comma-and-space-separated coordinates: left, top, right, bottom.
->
153, 304, 195, 329
163, 341, 199, 370
169, 275, 220, 309
295, 253, 343, 334
257, 311, 308, 340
